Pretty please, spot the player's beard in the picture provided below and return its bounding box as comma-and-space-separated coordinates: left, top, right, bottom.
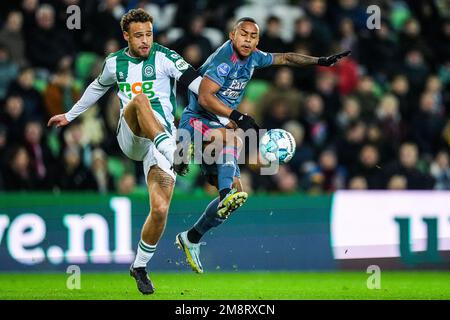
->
129, 45, 150, 59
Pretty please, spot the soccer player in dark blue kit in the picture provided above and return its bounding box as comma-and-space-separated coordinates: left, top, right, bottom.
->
175, 17, 349, 273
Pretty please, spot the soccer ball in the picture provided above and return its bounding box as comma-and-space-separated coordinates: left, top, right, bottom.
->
259, 129, 296, 163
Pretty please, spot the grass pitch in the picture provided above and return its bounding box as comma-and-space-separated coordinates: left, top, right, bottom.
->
1, 271, 450, 300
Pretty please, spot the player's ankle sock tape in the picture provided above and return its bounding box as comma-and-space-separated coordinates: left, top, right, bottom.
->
219, 188, 231, 201
187, 228, 203, 244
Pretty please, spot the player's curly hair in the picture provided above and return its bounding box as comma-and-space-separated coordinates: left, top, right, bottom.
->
120, 8, 153, 32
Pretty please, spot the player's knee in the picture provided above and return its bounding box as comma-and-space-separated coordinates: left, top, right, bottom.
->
132, 93, 151, 110
151, 202, 170, 221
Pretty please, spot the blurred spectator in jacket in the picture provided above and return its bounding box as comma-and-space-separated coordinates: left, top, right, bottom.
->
300, 93, 331, 152
375, 94, 405, 158
305, 0, 332, 54
401, 49, 429, 97
57, 146, 97, 191
0, 95, 28, 139
351, 75, 379, 121
257, 67, 302, 122
259, 15, 287, 53
283, 120, 315, 181
359, 19, 398, 81
336, 120, 366, 170
26, 4, 75, 71
411, 92, 445, 156
383, 142, 435, 189
337, 18, 358, 60
389, 74, 413, 121
117, 172, 136, 195
44, 67, 81, 120
336, 96, 360, 134
6, 66, 44, 120
23, 120, 56, 189
353, 144, 383, 189
172, 15, 213, 64
430, 150, 450, 190
308, 149, 346, 192
262, 99, 292, 130
398, 18, 433, 63
0, 11, 26, 66
0, 10, 26, 67
0, 44, 18, 100
434, 18, 450, 65
91, 148, 115, 194
3, 145, 37, 191
291, 16, 324, 56
315, 70, 341, 120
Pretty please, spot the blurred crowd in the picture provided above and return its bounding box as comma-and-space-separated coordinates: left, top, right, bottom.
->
0, 0, 449, 195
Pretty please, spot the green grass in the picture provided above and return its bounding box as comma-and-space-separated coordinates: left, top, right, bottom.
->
0, 271, 450, 300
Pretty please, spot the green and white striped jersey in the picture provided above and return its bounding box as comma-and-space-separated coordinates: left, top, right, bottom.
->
66, 43, 198, 132
98, 43, 191, 130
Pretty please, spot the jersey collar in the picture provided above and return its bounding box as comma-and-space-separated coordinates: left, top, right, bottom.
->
123, 46, 155, 64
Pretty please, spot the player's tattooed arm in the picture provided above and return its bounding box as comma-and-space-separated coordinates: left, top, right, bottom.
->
272, 50, 351, 67
272, 53, 319, 67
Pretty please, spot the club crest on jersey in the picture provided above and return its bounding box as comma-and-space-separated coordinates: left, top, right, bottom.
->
217, 63, 230, 77
144, 65, 154, 77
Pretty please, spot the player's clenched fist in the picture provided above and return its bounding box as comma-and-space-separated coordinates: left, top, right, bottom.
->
47, 114, 70, 128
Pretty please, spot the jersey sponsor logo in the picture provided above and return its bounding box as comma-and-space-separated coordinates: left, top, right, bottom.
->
118, 81, 155, 99
170, 53, 180, 59
175, 59, 189, 71
144, 65, 154, 77
217, 63, 230, 77
221, 80, 247, 99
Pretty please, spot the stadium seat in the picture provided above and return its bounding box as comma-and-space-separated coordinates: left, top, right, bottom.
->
271, 5, 304, 43
234, 5, 269, 29
144, 3, 178, 31
203, 28, 224, 49
166, 27, 184, 44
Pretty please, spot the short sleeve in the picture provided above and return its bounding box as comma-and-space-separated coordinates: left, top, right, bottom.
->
97, 57, 116, 87
253, 49, 274, 69
162, 50, 192, 81
202, 57, 231, 87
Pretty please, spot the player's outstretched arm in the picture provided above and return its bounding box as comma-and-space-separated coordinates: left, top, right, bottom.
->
272, 50, 351, 67
198, 77, 259, 131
